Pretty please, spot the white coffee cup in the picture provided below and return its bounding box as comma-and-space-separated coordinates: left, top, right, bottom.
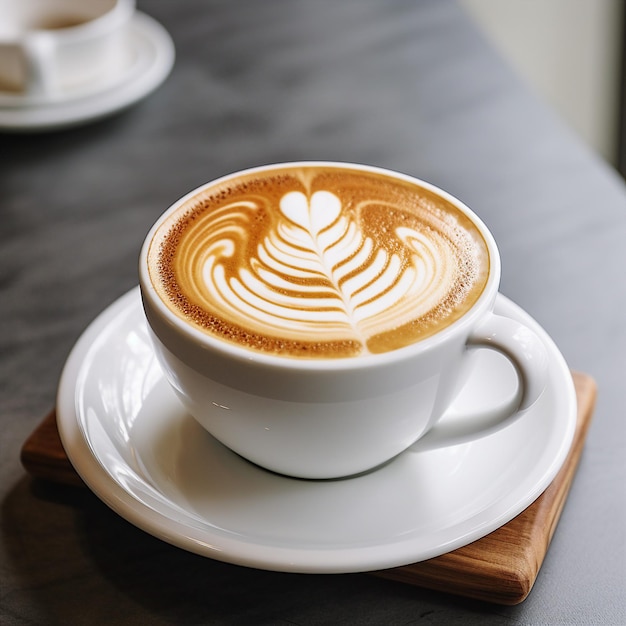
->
139, 162, 549, 479
0, 0, 135, 97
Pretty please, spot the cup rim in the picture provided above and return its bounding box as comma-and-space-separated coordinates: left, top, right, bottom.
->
139, 161, 501, 373
0, 0, 135, 43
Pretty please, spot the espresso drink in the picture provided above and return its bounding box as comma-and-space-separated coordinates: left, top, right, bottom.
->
148, 165, 490, 358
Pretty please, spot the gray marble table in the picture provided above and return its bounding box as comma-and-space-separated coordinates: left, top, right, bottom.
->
2, 1, 625, 623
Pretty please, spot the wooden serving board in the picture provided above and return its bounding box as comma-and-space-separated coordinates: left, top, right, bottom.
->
21, 372, 596, 605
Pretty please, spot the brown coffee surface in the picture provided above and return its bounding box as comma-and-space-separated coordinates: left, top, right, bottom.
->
148, 165, 490, 358
35, 17, 90, 30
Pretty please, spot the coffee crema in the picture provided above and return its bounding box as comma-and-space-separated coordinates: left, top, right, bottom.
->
148, 166, 490, 358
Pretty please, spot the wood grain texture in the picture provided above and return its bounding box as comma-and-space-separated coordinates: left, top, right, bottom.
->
20, 409, 84, 488
20, 372, 596, 605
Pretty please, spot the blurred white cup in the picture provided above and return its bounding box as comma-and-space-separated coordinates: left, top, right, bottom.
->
0, 0, 135, 97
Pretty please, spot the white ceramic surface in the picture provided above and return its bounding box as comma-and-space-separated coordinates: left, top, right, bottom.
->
0, 12, 173, 130
57, 287, 576, 573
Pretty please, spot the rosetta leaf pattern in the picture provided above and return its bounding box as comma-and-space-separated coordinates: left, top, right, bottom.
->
198, 189, 453, 348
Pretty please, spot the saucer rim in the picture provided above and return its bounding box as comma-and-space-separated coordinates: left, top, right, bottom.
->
0, 12, 174, 130
56, 287, 577, 573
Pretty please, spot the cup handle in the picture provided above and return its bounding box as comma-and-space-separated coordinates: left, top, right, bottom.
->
410, 312, 550, 452
22, 35, 57, 96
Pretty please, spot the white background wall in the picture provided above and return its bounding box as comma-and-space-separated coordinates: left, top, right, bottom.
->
460, 0, 623, 166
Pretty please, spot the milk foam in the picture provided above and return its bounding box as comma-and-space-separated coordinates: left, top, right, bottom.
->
149, 166, 490, 357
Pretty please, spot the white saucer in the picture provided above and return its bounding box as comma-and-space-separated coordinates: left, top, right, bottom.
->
0, 13, 174, 131
57, 287, 576, 573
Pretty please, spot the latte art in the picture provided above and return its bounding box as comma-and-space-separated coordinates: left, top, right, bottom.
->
149, 166, 490, 357
179, 191, 457, 345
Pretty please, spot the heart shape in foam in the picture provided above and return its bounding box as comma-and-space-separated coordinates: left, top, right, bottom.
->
279, 190, 343, 239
